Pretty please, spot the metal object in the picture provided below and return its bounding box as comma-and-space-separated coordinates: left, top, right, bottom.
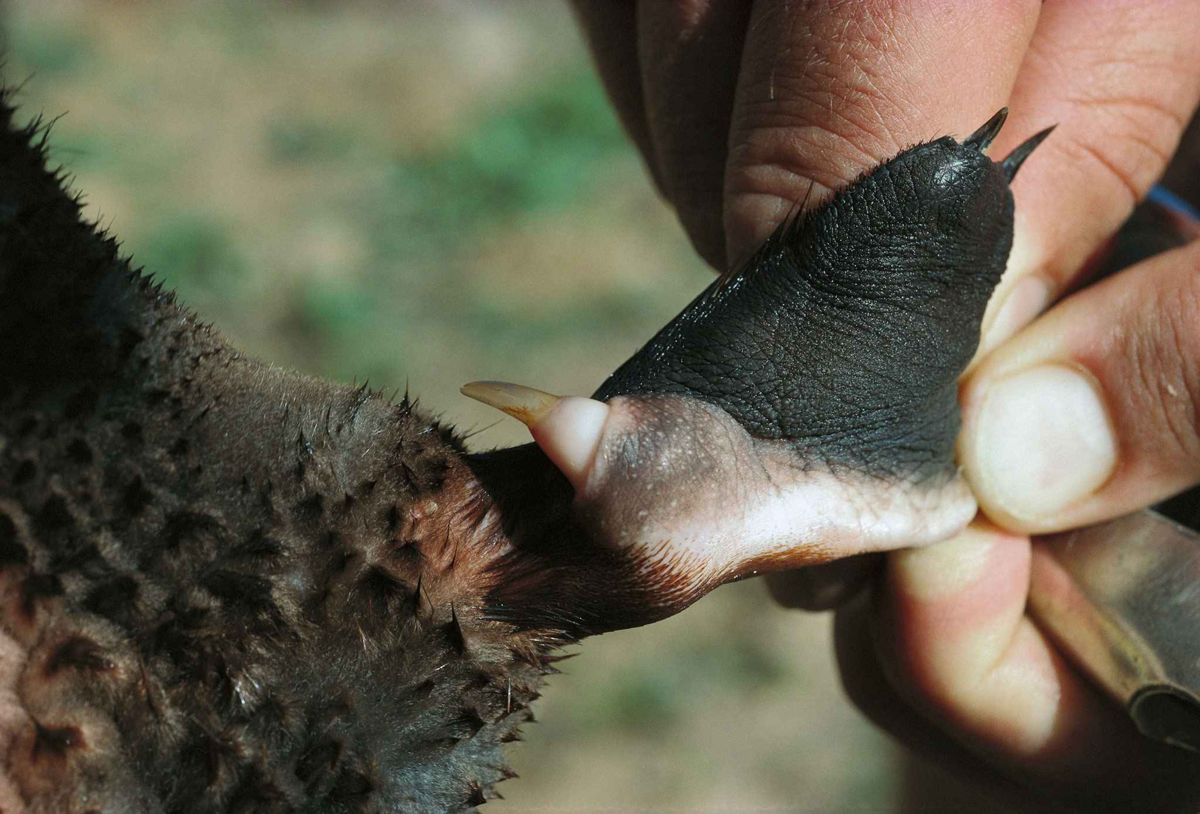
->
1029, 489, 1200, 753
1021, 186, 1200, 754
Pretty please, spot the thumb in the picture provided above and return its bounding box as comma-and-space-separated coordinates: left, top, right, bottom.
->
959, 237, 1200, 533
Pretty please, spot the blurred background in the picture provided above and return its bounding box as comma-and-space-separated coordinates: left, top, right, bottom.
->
1, 1, 926, 809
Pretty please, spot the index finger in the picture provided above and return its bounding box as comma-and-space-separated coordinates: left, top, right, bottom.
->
971, 0, 1200, 357
723, 0, 1041, 266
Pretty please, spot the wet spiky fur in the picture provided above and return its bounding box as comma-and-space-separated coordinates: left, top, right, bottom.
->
0, 89, 564, 812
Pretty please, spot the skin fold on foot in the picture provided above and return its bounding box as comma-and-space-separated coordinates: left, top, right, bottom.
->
0, 92, 1047, 812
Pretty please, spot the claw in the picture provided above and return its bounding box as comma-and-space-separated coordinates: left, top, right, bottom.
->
461, 381, 609, 494
1001, 124, 1056, 181
460, 381, 561, 427
963, 107, 1009, 153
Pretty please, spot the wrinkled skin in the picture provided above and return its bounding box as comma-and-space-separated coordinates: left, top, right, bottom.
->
483, 114, 1046, 633
574, 2, 1200, 811
0, 73, 1044, 814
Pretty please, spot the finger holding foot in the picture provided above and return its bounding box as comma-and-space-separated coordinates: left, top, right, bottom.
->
960, 238, 1200, 534
975, 0, 1200, 355
469, 115, 1053, 621
835, 524, 1200, 811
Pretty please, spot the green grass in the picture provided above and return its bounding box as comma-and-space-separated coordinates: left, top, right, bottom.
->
134, 216, 246, 306
372, 71, 626, 262
0, 3, 901, 809
4, 22, 93, 76
264, 118, 355, 164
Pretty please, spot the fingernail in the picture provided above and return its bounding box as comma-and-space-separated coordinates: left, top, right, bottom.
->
967, 365, 1117, 520
892, 527, 997, 601
979, 273, 1050, 356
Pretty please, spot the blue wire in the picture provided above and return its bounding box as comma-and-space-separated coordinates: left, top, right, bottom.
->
1148, 184, 1200, 224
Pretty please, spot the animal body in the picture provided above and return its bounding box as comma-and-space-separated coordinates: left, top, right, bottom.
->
0, 20, 1051, 814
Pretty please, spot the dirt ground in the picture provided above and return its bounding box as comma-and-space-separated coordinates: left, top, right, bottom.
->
0, 2, 952, 809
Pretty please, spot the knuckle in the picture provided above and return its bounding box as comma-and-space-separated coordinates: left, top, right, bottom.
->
727, 3, 919, 195
1044, 31, 1197, 207
1129, 252, 1200, 466
1053, 92, 1181, 211
728, 69, 907, 193
1054, 134, 1144, 213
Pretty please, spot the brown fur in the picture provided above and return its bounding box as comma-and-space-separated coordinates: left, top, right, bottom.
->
0, 90, 589, 813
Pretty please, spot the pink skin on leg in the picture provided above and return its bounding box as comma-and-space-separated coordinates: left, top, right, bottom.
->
527, 396, 611, 495
474, 381, 980, 602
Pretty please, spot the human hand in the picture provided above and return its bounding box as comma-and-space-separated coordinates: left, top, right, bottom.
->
574, 0, 1200, 808
573, 0, 1200, 603
834, 517, 1200, 812
571, 1, 1197, 283
832, 168, 1200, 811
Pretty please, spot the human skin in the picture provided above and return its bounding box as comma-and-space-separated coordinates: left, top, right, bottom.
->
1, 2, 1198, 809
0, 29, 1070, 813
572, 0, 1200, 808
